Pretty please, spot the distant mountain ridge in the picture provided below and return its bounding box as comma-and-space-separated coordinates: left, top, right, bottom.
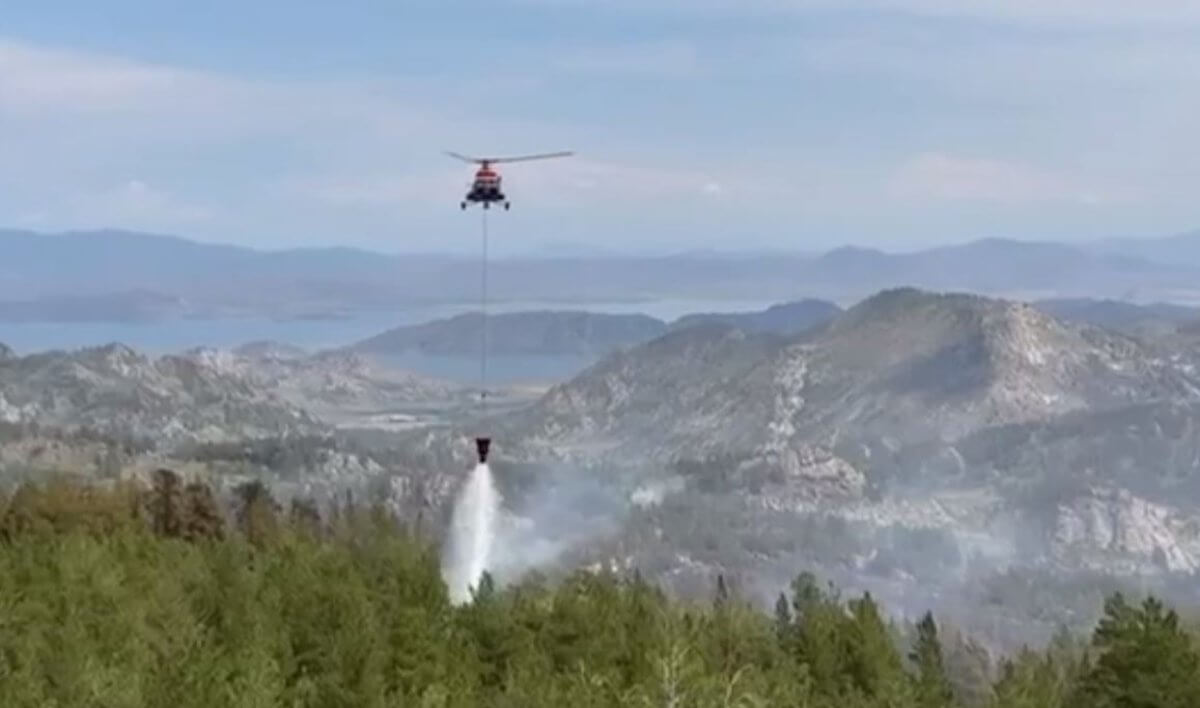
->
353, 311, 668, 358
1031, 298, 1200, 335
1093, 228, 1200, 267
5, 228, 1200, 317
350, 301, 843, 358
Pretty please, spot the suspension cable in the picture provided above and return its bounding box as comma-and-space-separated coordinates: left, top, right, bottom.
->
480, 206, 489, 417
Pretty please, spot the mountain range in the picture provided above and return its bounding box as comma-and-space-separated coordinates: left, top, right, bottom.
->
351, 295, 1200, 362
503, 289, 1200, 471
6, 281, 1200, 644
5, 228, 1200, 320
350, 299, 843, 358
438, 288, 1200, 627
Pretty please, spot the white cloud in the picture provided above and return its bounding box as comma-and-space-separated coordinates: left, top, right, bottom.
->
283, 171, 464, 208
787, 27, 1200, 90
550, 41, 700, 78
0, 38, 477, 238
2, 23, 1198, 252
0, 41, 173, 111
23, 180, 217, 232
516, 0, 1200, 26
848, 0, 1200, 25
77, 180, 214, 223
887, 153, 1131, 206
0, 39, 243, 117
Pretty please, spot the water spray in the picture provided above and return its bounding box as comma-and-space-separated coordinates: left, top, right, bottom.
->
446, 461, 499, 603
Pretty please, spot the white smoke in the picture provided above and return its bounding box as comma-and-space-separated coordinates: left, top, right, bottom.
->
444, 463, 500, 604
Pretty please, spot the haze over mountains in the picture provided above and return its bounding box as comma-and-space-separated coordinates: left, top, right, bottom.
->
350, 300, 843, 358
8, 223, 1200, 647
6, 283, 1200, 646
463, 288, 1200, 639
5, 228, 1200, 322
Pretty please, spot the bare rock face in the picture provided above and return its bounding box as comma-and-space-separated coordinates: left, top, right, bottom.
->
1052, 488, 1200, 573
0, 394, 24, 424
0, 343, 321, 444
183, 346, 462, 416
518, 323, 785, 461
507, 289, 1200, 503
784, 288, 1200, 442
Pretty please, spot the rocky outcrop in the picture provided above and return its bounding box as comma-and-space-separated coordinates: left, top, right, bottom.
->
1052, 487, 1200, 573
0, 343, 320, 444
184, 347, 462, 415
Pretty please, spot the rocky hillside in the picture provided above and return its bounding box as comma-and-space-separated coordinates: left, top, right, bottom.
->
515, 288, 1200, 469
0, 343, 320, 444
0, 341, 465, 447
352, 301, 843, 361
185, 346, 463, 416
510, 324, 786, 462
0, 341, 473, 530
477, 288, 1200, 602
7, 287, 1200, 643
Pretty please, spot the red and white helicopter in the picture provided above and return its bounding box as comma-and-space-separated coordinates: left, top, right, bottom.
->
445, 150, 573, 210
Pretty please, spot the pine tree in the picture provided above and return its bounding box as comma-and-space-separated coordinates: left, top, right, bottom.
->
943, 628, 994, 707
991, 649, 1070, 708
232, 479, 280, 546
910, 612, 955, 708
844, 592, 912, 702
289, 496, 322, 538
182, 481, 225, 541
1072, 593, 1200, 708
773, 592, 792, 646
147, 468, 184, 538
714, 574, 730, 610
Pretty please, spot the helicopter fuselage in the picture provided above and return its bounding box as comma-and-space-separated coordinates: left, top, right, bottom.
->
462, 165, 509, 209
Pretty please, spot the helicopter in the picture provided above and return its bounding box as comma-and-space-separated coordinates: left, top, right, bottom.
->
445, 150, 573, 210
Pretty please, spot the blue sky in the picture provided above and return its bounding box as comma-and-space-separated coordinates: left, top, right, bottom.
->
2, 0, 1199, 255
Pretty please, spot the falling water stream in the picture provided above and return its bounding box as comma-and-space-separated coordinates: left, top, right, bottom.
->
445, 462, 499, 604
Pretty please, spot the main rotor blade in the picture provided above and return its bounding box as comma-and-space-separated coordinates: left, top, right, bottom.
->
444, 150, 483, 163
488, 151, 574, 164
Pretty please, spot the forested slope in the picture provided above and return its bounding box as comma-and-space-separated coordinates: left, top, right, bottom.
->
0, 474, 1197, 707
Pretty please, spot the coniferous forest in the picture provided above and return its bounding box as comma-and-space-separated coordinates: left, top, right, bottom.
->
1, 471, 1199, 707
